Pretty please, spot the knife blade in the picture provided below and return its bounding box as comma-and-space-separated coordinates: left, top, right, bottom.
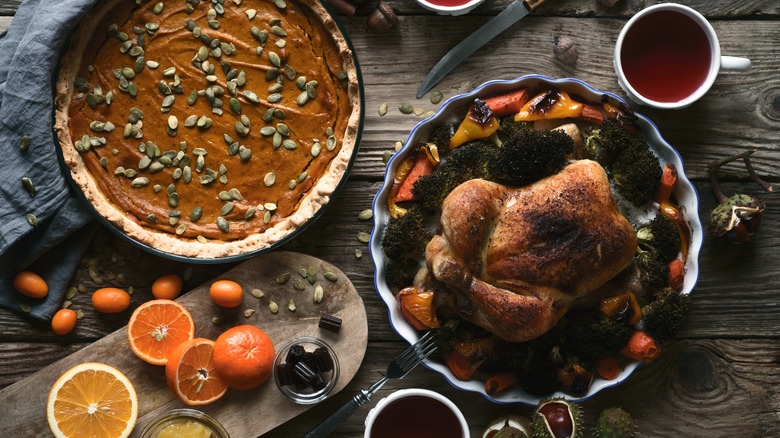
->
416, 0, 546, 99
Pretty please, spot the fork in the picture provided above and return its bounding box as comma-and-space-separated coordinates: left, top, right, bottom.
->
302, 331, 438, 438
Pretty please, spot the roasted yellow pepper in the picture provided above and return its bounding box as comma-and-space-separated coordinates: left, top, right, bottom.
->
514, 89, 583, 121
449, 98, 499, 149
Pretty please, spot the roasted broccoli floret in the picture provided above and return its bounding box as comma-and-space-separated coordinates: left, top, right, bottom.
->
497, 115, 532, 140
571, 317, 634, 360
637, 214, 681, 264
636, 248, 670, 293
487, 129, 574, 187
381, 203, 431, 260
430, 318, 488, 361
642, 287, 691, 343
428, 123, 456, 151
411, 140, 498, 212
385, 258, 419, 290
584, 118, 663, 206
611, 144, 663, 206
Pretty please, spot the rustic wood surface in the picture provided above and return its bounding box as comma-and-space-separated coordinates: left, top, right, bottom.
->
1, 0, 779, 437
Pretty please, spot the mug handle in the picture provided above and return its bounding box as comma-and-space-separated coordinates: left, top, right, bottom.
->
721, 56, 751, 72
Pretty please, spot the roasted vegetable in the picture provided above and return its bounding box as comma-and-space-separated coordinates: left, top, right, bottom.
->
642, 287, 691, 343
621, 331, 660, 362
571, 316, 634, 360
637, 213, 682, 264
610, 142, 663, 206
487, 129, 574, 187
636, 247, 670, 293
498, 115, 533, 140
484, 88, 530, 117
450, 98, 500, 148
599, 293, 642, 325
515, 89, 583, 121
381, 203, 432, 289
411, 140, 499, 212
429, 123, 456, 151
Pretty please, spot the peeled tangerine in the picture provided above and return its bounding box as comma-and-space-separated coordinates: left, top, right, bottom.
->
449, 98, 499, 149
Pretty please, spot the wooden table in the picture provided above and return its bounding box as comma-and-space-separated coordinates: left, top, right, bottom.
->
2, 1, 779, 436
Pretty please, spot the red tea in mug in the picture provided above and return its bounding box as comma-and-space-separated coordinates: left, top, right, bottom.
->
369, 395, 463, 438
620, 10, 712, 103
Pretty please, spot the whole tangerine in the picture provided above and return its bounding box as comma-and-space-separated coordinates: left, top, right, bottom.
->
92, 288, 131, 313
13, 271, 48, 299
209, 280, 243, 308
212, 325, 275, 391
51, 309, 77, 335
151, 274, 183, 300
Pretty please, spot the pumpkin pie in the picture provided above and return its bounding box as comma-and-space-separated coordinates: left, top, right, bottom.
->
55, 0, 361, 258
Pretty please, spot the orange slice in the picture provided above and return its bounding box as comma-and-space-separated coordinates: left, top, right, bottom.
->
165, 338, 228, 406
47, 362, 138, 438
127, 299, 195, 365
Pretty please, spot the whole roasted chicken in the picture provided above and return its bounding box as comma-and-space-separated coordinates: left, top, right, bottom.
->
426, 159, 637, 342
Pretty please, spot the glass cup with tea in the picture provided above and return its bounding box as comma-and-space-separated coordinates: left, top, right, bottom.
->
614, 3, 750, 109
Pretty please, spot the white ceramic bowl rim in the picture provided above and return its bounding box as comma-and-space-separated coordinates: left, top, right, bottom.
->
613, 3, 721, 109
369, 74, 704, 405
363, 388, 470, 438
415, 0, 485, 12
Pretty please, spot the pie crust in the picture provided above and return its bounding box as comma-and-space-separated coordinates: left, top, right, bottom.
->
55, 0, 361, 258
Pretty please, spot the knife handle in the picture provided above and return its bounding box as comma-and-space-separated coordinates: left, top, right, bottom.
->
524, 0, 549, 10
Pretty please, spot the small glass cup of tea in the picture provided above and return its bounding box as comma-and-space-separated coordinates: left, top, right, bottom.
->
614, 3, 750, 109
364, 388, 470, 438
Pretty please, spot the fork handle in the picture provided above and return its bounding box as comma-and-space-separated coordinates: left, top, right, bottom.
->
302, 390, 372, 438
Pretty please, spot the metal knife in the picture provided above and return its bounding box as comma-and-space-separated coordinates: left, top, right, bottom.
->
416, 0, 549, 99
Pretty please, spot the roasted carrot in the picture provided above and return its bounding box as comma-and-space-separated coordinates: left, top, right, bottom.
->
485, 372, 518, 396
668, 258, 685, 290
654, 163, 678, 204
395, 152, 435, 203
621, 331, 661, 362
594, 357, 620, 380
483, 88, 530, 117
579, 103, 605, 125
444, 350, 479, 381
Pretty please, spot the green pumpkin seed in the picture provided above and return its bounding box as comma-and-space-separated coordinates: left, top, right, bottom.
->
197, 46, 208, 61
296, 92, 309, 106
19, 135, 30, 152
129, 46, 144, 57
263, 210, 272, 223
237, 70, 247, 86
267, 93, 282, 103
260, 126, 276, 136
221, 202, 234, 216
399, 103, 414, 114
150, 162, 165, 173
293, 278, 305, 291
239, 147, 252, 162
243, 90, 260, 103
358, 209, 373, 220
288, 180, 297, 190
268, 52, 281, 67
324, 271, 338, 282
183, 115, 197, 128
265, 202, 277, 211
283, 139, 297, 150
307, 267, 317, 284
162, 95, 175, 108
263, 172, 277, 186
355, 249, 363, 258
229, 98, 241, 114
26, 213, 38, 227
265, 68, 279, 81
272, 132, 282, 149
357, 232, 370, 243
296, 76, 306, 90
311, 143, 321, 157
176, 224, 187, 235
297, 172, 307, 183
219, 174, 228, 184
326, 135, 337, 151
216, 217, 229, 232
379, 102, 388, 116
430, 90, 443, 104
234, 122, 248, 137
228, 142, 240, 155
120, 40, 132, 53
268, 83, 283, 94
159, 156, 173, 166
168, 115, 179, 130
275, 123, 290, 136
271, 25, 287, 37
154, 2, 164, 14
276, 273, 291, 284
21, 177, 35, 196
124, 168, 138, 178
306, 83, 317, 99
274, 0, 286, 8
131, 177, 149, 187
128, 83, 138, 97
146, 22, 159, 34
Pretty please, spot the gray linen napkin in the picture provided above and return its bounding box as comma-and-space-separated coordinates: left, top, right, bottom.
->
0, 0, 101, 320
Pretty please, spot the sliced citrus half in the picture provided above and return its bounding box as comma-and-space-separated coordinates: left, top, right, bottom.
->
127, 299, 195, 365
165, 338, 228, 406
47, 362, 138, 438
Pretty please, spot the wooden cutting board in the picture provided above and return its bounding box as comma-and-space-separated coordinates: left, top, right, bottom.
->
0, 251, 368, 438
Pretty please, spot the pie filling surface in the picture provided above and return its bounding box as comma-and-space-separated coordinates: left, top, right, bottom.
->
56, 0, 360, 258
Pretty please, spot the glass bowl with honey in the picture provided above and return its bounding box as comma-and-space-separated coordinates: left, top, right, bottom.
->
139, 408, 229, 438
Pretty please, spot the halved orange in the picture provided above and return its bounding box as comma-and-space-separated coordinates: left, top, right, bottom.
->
47, 362, 138, 438
165, 338, 228, 405
127, 299, 195, 365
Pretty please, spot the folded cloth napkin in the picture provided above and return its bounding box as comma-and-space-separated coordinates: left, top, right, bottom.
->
0, 0, 101, 320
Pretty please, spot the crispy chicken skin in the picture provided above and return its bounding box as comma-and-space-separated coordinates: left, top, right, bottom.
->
426, 160, 637, 342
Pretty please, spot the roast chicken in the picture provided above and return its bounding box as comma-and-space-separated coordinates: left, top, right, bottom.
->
426, 159, 637, 342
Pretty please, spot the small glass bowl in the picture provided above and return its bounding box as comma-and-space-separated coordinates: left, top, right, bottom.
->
139, 408, 230, 438
273, 336, 340, 404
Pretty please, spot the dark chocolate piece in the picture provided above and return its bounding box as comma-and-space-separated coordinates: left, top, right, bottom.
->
286, 344, 306, 365
318, 313, 342, 332
313, 346, 334, 372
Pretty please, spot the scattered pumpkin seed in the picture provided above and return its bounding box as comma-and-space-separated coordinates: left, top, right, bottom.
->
358, 209, 373, 220
355, 249, 363, 258
383, 150, 392, 164
268, 92, 283, 103
264, 172, 276, 186
216, 216, 229, 232
283, 139, 297, 150
263, 210, 272, 223
268, 52, 281, 67
190, 207, 202, 222
430, 90, 443, 104
297, 172, 307, 183
311, 143, 321, 157
307, 266, 317, 284
269, 301, 279, 313
324, 271, 338, 282
19, 135, 30, 152
175, 224, 187, 235
244, 308, 255, 317
229, 98, 241, 114
18, 303, 31, 313
271, 25, 287, 37
27, 213, 38, 227
260, 126, 276, 136
276, 273, 291, 284
212, 314, 224, 324
244, 90, 260, 103
221, 202, 234, 216
168, 115, 179, 130
379, 102, 388, 116
288, 180, 297, 190
293, 278, 305, 291
197, 235, 208, 243
247, 9, 257, 19
357, 232, 370, 243
296, 91, 309, 106
131, 177, 149, 187
399, 103, 414, 114
21, 177, 35, 197
326, 135, 337, 151
239, 147, 252, 162
288, 299, 296, 312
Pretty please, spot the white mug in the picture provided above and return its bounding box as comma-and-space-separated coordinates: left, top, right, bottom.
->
614, 3, 750, 109
363, 388, 470, 438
